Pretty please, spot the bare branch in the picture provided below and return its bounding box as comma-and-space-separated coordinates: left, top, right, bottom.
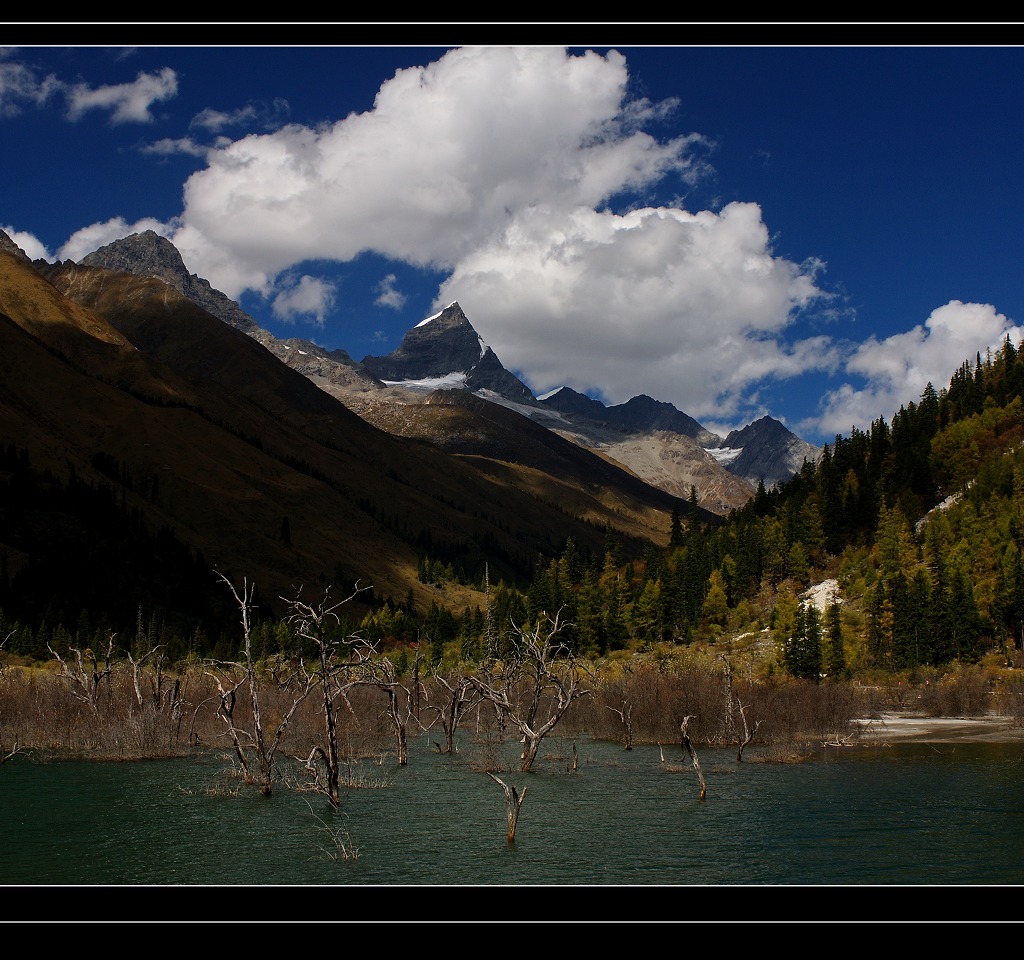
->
1, 732, 24, 764
280, 581, 372, 806
47, 633, 117, 709
470, 608, 592, 771
735, 699, 763, 761
209, 569, 321, 796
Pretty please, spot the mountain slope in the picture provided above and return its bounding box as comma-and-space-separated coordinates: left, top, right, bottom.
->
1, 245, 681, 634
71, 229, 819, 515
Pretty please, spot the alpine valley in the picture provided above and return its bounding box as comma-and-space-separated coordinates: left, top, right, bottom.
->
0, 227, 819, 638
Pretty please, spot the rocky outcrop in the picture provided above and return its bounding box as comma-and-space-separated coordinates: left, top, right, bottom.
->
80, 230, 263, 336
0, 228, 32, 262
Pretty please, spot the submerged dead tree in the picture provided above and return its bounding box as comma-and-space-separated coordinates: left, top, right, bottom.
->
431, 669, 481, 754
606, 699, 634, 751
681, 715, 707, 801
284, 581, 371, 807
721, 654, 761, 760
734, 699, 762, 762
360, 642, 429, 767
470, 609, 592, 772
0, 632, 23, 764
488, 772, 528, 844
207, 571, 315, 797
47, 633, 116, 710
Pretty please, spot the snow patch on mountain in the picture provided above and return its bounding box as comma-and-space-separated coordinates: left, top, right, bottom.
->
415, 303, 454, 327
707, 446, 742, 465
472, 388, 565, 422
383, 372, 468, 392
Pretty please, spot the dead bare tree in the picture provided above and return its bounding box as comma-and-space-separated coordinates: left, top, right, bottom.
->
47, 633, 116, 710
284, 581, 372, 807
0, 631, 21, 763
0, 732, 22, 764
606, 699, 634, 751
469, 609, 592, 772
719, 653, 763, 760
207, 571, 316, 797
359, 642, 430, 767
734, 699, 763, 761
126, 643, 164, 711
488, 772, 528, 844
680, 715, 707, 801
430, 668, 481, 754
720, 654, 735, 742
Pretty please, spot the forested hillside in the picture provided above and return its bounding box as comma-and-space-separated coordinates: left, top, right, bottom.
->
363, 335, 1024, 680
3, 332, 1024, 683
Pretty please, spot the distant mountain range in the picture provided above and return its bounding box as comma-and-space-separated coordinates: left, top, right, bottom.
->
78, 230, 822, 514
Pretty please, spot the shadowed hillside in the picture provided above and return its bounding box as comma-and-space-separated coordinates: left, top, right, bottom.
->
0, 252, 681, 636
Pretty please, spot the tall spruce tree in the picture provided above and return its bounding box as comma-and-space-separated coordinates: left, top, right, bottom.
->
825, 599, 845, 678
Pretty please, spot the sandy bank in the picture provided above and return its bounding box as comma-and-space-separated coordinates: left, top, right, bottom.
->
847, 713, 1024, 744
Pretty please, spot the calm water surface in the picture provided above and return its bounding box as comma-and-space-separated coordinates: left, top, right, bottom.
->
3, 733, 1023, 914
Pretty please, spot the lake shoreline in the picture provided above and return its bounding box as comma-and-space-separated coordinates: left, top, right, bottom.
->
849, 712, 1024, 744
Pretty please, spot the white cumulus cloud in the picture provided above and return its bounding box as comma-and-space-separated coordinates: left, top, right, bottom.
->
375, 273, 406, 309
1, 224, 51, 260
169, 46, 701, 299
435, 201, 833, 424
0, 54, 61, 117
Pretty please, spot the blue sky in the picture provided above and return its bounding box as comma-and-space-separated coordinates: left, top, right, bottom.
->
4, 30, 1024, 446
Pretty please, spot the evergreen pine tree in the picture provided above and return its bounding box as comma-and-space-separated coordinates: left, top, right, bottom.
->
669, 500, 685, 549
804, 603, 822, 683
825, 599, 845, 678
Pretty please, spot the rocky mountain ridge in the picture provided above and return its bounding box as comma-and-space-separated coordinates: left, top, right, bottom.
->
63, 230, 820, 513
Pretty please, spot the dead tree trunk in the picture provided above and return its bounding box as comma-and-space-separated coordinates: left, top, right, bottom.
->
361, 646, 428, 768
0, 632, 22, 762
488, 772, 527, 844
126, 644, 163, 712
1, 732, 23, 763
209, 675, 252, 780
383, 685, 409, 765
283, 581, 371, 808
211, 571, 316, 797
681, 715, 707, 801
433, 671, 481, 754
606, 700, 633, 750
735, 699, 762, 762
720, 654, 735, 743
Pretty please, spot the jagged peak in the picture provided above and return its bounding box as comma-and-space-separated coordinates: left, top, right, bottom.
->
0, 227, 32, 263
416, 300, 463, 327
